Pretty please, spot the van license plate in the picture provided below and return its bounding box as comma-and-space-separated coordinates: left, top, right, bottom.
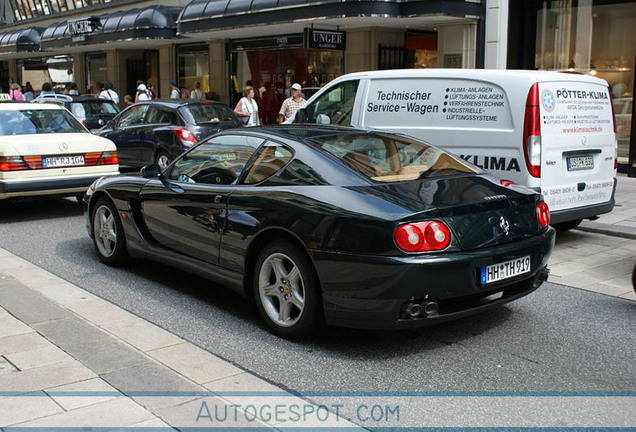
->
43, 155, 85, 168
481, 256, 531, 285
567, 155, 594, 171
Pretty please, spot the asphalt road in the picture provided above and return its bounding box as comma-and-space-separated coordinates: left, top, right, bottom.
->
0, 197, 634, 396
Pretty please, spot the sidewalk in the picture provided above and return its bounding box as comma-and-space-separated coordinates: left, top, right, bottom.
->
1, 176, 635, 430
0, 250, 360, 430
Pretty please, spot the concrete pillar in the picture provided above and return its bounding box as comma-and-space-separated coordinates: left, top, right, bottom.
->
209, 40, 228, 104
159, 44, 175, 99
485, 0, 509, 69
73, 53, 85, 94
437, 22, 478, 68
8, 59, 17, 84
345, 28, 404, 73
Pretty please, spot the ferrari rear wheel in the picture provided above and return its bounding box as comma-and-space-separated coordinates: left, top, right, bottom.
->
91, 197, 127, 266
254, 241, 323, 338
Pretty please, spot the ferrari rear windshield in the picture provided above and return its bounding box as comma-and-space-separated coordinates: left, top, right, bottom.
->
310, 133, 478, 182
0, 109, 86, 136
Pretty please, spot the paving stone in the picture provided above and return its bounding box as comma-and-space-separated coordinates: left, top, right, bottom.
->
4, 345, 76, 371
9, 397, 155, 428
101, 318, 184, 352
0, 313, 33, 339
618, 291, 636, 301
46, 377, 121, 411
31, 282, 98, 306
0, 357, 18, 376
0, 281, 69, 325
149, 342, 243, 385
0, 362, 96, 393
66, 299, 137, 326
107, 417, 176, 430
31, 315, 104, 346
61, 338, 150, 375
102, 362, 205, 411
0, 392, 63, 427
0, 332, 51, 356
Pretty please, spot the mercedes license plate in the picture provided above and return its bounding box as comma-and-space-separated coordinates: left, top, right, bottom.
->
567, 155, 594, 171
43, 155, 85, 168
481, 256, 531, 285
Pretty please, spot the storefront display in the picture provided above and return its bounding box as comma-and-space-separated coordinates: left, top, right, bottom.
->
533, 0, 635, 169
177, 44, 210, 98
230, 33, 344, 124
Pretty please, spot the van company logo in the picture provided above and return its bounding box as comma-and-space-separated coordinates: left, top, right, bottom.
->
541, 89, 556, 112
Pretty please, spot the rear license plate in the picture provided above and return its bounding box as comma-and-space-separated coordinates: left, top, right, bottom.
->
567, 155, 594, 171
481, 256, 531, 285
43, 155, 85, 168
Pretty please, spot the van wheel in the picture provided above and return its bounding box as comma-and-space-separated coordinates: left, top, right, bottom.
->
553, 219, 582, 232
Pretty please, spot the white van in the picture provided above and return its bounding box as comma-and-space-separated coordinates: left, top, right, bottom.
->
291, 69, 617, 230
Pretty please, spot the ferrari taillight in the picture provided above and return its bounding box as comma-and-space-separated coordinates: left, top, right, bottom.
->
394, 221, 451, 252
0, 156, 29, 171
536, 202, 550, 228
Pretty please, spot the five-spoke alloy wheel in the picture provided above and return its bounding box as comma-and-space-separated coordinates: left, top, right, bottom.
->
254, 241, 323, 338
91, 197, 127, 266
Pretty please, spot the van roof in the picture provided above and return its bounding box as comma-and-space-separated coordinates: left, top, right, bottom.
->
337, 69, 608, 86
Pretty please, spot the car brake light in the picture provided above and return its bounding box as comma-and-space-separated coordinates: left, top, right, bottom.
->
536, 202, 550, 228
174, 127, 197, 144
100, 151, 118, 165
523, 83, 541, 178
500, 179, 516, 187
394, 221, 451, 252
0, 156, 29, 171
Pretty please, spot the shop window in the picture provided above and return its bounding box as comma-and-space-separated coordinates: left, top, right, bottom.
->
178, 45, 210, 98
406, 33, 438, 69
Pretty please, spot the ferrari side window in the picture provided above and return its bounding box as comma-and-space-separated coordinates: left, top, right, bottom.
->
168, 135, 262, 185
243, 143, 293, 184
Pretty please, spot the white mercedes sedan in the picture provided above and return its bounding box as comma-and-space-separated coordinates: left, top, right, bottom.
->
0, 103, 119, 200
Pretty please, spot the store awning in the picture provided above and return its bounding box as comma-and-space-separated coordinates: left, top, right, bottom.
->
0, 27, 42, 54
41, 5, 182, 50
177, 0, 481, 34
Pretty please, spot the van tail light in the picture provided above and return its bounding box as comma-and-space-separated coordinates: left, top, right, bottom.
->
394, 221, 451, 252
536, 201, 550, 229
174, 127, 198, 144
607, 86, 618, 170
523, 83, 541, 178
0, 156, 29, 171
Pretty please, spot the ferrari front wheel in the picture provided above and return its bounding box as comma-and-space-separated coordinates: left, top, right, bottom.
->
254, 241, 323, 339
91, 197, 127, 266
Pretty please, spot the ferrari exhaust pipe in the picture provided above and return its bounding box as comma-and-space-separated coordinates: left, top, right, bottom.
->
423, 301, 438, 316
404, 302, 424, 318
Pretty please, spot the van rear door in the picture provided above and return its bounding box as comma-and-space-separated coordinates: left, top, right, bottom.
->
536, 77, 616, 223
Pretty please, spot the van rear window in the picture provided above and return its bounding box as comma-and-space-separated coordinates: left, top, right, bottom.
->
310, 133, 477, 182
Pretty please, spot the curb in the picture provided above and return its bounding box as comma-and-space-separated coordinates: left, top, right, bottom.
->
574, 221, 636, 240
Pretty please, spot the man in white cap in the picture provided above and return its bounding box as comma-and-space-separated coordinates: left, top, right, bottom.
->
278, 83, 305, 124
136, 83, 150, 102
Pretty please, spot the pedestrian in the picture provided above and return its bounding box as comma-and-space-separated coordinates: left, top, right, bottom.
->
123, 94, 134, 106
169, 80, 180, 99
134, 80, 145, 102
22, 82, 34, 101
234, 85, 260, 127
40, 82, 55, 96
99, 82, 119, 104
136, 84, 150, 101
9, 83, 24, 101
147, 83, 156, 100
68, 82, 80, 96
190, 82, 204, 100
278, 83, 306, 124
